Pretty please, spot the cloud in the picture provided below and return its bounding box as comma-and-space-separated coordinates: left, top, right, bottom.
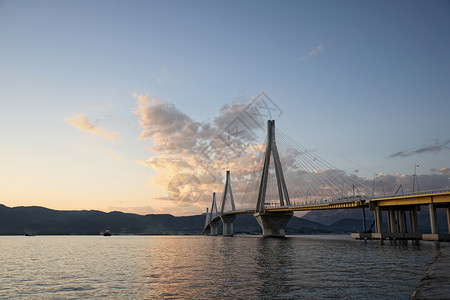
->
389, 140, 450, 158
132, 93, 450, 213
438, 168, 450, 176
155, 66, 170, 84
65, 114, 117, 141
106, 148, 123, 161
308, 45, 324, 56
132, 93, 272, 209
132, 94, 212, 154
136, 156, 193, 173
132, 93, 263, 158
353, 172, 450, 196
298, 45, 325, 61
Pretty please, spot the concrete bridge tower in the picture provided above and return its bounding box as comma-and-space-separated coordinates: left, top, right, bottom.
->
208, 192, 219, 236
220, 170, 237, 236
254, 120, 293, 237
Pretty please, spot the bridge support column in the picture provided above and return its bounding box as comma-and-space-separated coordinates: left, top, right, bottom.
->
410, 208, 419, 235
209, 221, 219, 236
397, 210, 406, 233
388, 209, 396, 234
446, 206, 450, 234
254, 212, 293, 237
429, 204, 438, 234
375, 206, 383, 234
220, 215, 236, 237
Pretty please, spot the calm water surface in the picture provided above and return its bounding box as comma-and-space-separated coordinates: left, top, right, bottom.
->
0, 235, 445, 299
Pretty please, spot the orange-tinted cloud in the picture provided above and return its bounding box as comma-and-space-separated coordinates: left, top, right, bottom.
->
65, 114, 117, 141
106, 148, 123, 161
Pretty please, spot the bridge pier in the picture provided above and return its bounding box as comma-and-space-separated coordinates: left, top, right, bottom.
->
422, 204, 450, 241
410, 208, 419, 235
370, 205, 422, 240
220, 215, 236, 236
388, 209, 396, 234
429, 204, 439, 234
397, 210, 406, 233
374, 206, 383, 234
254, 212, 293, 237
209, 221, 219, 236
447, 206, 450, 233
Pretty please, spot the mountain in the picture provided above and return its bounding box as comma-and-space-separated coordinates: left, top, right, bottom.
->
0, 204, 205, 235
232, 213, 331, 234
2, 203, 445, 235
0, 204, 332, 235
303, 208, 374, 225
303, 206, 449, 233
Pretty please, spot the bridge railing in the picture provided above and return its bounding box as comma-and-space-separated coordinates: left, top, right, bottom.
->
266, 195, 367, 208
370, 188, 450, 200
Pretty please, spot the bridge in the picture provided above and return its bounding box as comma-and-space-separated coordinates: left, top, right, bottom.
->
203, 120, 450, 240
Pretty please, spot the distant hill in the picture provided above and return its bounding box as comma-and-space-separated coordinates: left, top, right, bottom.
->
1, 204, 446, 235
303, 208, 373, 225
0, 204, 204, 235
303, 207, 449, 233
0, 204, 334, 235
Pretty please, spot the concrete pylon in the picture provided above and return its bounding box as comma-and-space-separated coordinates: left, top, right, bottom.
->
256, 120, 291, 212
410, 208, 419, 235
388, 209, 396, 234
210, 221, 219, 236
375, 206, 383, 234
220, 170, 236, 213
429, 203, 438, 234
220, 170, 237, 236
254, 120, 293, 237
206, 192, 219, 236
447, 206, 450, 234
254, 211, 293, 237
203, 207, 210, 235
221, 215, 236, 236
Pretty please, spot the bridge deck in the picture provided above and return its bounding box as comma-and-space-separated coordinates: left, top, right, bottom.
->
265, 200, 366, 212
371, 190, 450, 207
205, 190, 450, 233
218, 190, 450, 216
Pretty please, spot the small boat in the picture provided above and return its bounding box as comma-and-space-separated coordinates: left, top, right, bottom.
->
24, 232, 36, 236
103, 229, 112, 236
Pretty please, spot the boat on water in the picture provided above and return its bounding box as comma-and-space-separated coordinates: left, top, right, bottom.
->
24, 232, 36, 236
103, 229, 112, 236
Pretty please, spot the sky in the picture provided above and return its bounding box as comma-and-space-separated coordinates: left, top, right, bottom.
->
1, 0, 449, 216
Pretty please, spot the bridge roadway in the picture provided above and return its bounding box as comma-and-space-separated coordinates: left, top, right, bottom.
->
205, 189, 450, 240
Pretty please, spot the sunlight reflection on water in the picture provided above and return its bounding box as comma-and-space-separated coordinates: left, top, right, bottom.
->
0, 235, 444, 299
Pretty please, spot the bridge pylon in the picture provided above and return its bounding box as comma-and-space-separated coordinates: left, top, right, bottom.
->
204, 192, 219, 236
203, 207, 210, 234
220, 170, 237, 236
254, 120, 293, 237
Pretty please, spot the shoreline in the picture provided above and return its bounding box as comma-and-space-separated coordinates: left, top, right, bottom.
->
411, 246, 450, 299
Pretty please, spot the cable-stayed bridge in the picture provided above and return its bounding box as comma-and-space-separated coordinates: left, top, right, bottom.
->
203, 120, 450, 240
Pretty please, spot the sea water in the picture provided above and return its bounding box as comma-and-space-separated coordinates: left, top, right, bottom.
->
0, 235, 444, 299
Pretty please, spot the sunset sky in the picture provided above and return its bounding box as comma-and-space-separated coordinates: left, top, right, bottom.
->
1, 0, 449, 216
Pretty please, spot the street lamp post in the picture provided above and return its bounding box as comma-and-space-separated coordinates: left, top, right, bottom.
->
372, 173, 381, 197
412, 164, 419, 193
380, 180, 385, 196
